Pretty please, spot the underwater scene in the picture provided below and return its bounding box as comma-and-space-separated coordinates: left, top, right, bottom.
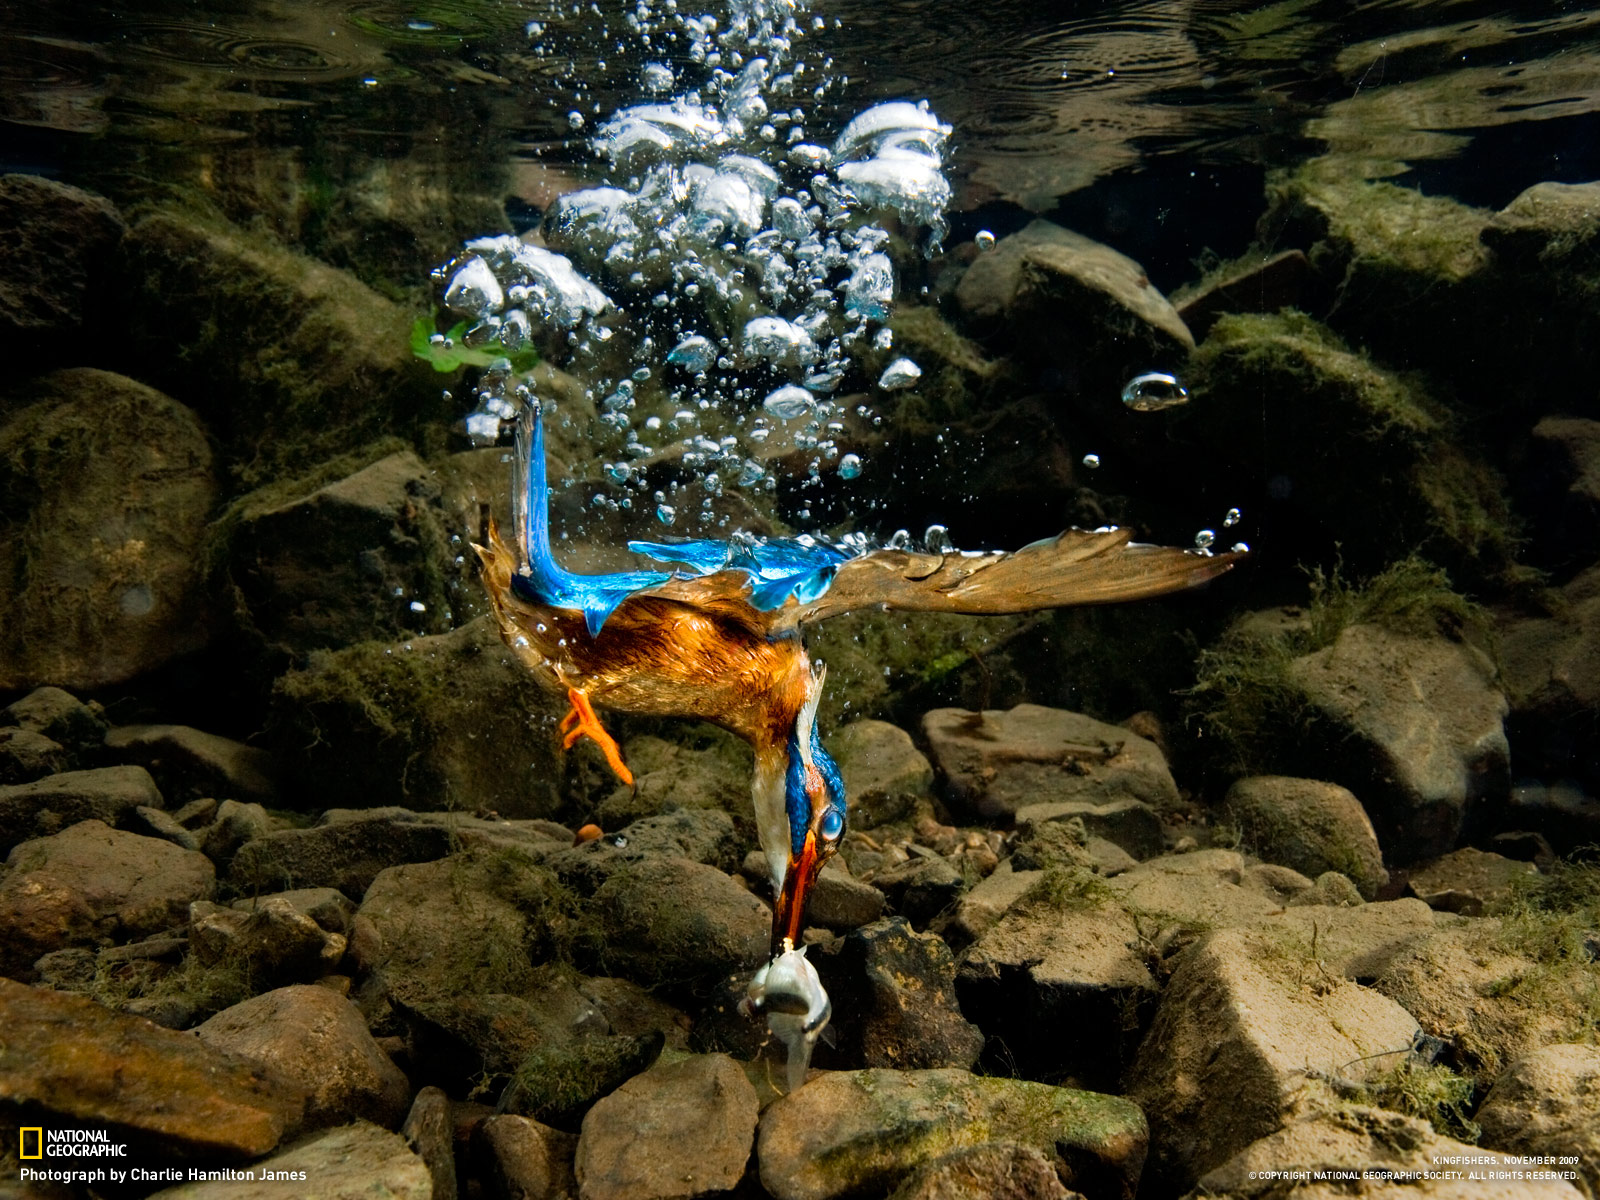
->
1, 0, 1599, 1196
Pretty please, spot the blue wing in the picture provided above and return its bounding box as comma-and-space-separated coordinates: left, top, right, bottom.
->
511, 408, 671, 638
630, 535, 851, 611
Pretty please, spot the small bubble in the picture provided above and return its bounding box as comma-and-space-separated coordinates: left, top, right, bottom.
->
974, 229, 996, 251
1223, 507, 1242, 527
1231, 542, 1250, 554
656, 503, 677, 525
1121, 371, 1189, 412
567, 110, 585, 129
1082, 453, 1101, 469
1194, 529, 1216, 549
409, 600, 428, 613
838, 453, 862, 480
924, 524, 953, 553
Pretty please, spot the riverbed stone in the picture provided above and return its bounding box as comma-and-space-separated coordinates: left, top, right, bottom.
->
923, 705, 1179, 823
575, 1053, 758, 1200
1222, 776, 1388, 899
0, 977, 300, 1160
757, 1069, 1147, 1200
1475, 1043, 1600, 1195
0, 763, 170, 859
147, 1120, 432, 1199
1516, 415, 1600, 572
0, 370, 215, 691
0, 174, 125, 348
104, 723, 280, 806
1015, 797, 1165, 862
1189, 1101, 1585, 1199
805, 858, 887, 931
867, 855, 966, 928
933, 862, 1041, 953
585, 856, 768, 988
222, 450, 454, 660
3, 685, 109, 756
0, 727, 66, 784
195, 985, 411, 1130
116, 209, 442, 487
1125, 925, 1422, 1192
1, 819, 214, 977
401, 1086, 458, 1200
890, 1142, 1083, 1200
811, 918, 984, 1072
189, 896, 347, 985
825, 719, 935, 829
956, 871, 1156, 1089
1406, 847, 1537, 915
227, 807, 456, 898
268, 616, 572, 819
478, 1114, 577, 1200
1287, 623, 1510, 863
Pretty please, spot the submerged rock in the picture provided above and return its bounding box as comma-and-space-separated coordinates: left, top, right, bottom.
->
189, 896, 347, 986
757, 1068, 1146, 1200
105, 723, 280, 807
576, 1053, 758, 1200
1125, 926, 1422, 1192
147, 1120, 432, 1199
0, 819, 214, 978
825, 719, 934, 829
0, 369, 216, 691
1222, 776, 1388, 900
1190, 1102, 1584, 1199
889, 1142, 1084, 1200
268, 617, 571, 819
195, 985, 411, 1130
0, 174, 125, 351
811, 917, 984, 1072
477, 1114, 577, 1200
1406, 847, 1537, 916
0, 726, 67, 784
400, 1087, 458, 1200
220, 449, 454, 660
3, 685, 109, 757
1476, 1043, 1600, 1195
922, 705, 1179, 824
0, 763, 163, 855
0, 977, 300, 1160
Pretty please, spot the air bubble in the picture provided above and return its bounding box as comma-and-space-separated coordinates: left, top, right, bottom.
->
1223, 507, 1242, 527
1121, 372, 1189, 412
1194, 529, 1216, 549
975, 229, 996, 251
1082, 453, 1101, 469
838, 453, 862, 480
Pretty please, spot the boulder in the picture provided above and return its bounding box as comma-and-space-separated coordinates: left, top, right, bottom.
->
115, 209, 442, 487
923, 705, 1179, 824
0, 369, 215, 690
957, 870, 1156, 1089
867, 856, 966, 928
221, 450, 454, 659
131, 804, 201, 850
584, 856, 769, 988
1287, 623, 1510, 862
1125, 926, 1422, 1192
934, 862, 1040, 953
1173, 248, 1311, 340
228, 808, 458, 898
1189, 1101, 1584, 1199
0, 726, 67, 784
1222, 776, 1388, 899
805, 858, 887, 931
1476, 1044, 1600, 1196
478, 1114, 577, 1200
757, 1069, 1147, 1200
195, 986, 411, 1129
200, 799, 276, 866
0, 819, 214, 977
1101, 850, 1286, 933
2, 684, 108, 752
1015, 798, 1165, 862
955, 218, 1193, 377
1406, 847, 1537, 916
0, 977, 299, 1160
825, 719, 935, 829
0, 174, 125, 349
575, 1054, 758, 1200
188, 897, 347, 986
811, 918, 984, 1072
104, 724, 280, 806
401, 1086, 458, 1200
889, 1142, 1084, 1200
358, 848, 569, 1005
591, 729, 754, 833
147, 1120, 432, 1198
606, 808, 745, 874
0, 764, 163, 855
268, 617, 572, 819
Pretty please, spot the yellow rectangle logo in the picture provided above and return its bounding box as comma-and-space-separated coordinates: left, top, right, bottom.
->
19, 1127, 43, 1159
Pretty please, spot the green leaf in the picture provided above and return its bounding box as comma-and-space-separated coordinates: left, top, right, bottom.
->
409, 313, 540, 375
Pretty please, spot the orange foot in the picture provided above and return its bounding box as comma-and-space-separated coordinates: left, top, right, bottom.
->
559, 688, 634, 787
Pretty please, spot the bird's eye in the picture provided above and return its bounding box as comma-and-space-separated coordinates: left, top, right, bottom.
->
818, 808, 844, 841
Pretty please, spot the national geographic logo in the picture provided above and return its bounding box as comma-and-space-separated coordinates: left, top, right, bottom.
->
16, 1126, 128, 1159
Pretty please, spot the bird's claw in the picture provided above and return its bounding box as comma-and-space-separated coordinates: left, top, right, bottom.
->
560, 688, 634, 787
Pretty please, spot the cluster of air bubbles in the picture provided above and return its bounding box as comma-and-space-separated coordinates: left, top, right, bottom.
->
427, 0, 954, 524
1121, 371, 1189, 412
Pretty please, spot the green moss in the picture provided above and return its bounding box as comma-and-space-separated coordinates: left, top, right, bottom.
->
1364, 1061, 1481, 1143
1024, 865, 1116, 912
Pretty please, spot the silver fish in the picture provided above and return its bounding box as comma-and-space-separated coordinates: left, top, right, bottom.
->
741, 945, 831, 1092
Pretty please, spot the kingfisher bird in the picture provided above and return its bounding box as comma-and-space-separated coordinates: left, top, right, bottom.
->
475, 405, 1243, 955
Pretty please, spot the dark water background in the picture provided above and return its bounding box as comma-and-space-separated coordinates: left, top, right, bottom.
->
5, 0, 1600, 290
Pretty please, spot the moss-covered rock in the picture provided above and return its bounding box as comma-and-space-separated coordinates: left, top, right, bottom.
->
115, 209, 445, 489
267, 616, 570, 818
1182, 311, 1518, 583
0, 174, 125, 354
757, 1068, 1147, 1200
0, 369, 216, 690
1222, 776, 1388, 900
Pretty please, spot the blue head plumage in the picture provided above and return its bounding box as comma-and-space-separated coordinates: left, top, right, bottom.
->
783, 667, 847, 857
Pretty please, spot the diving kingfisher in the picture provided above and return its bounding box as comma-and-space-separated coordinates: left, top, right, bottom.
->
475, 404, 1243, 954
